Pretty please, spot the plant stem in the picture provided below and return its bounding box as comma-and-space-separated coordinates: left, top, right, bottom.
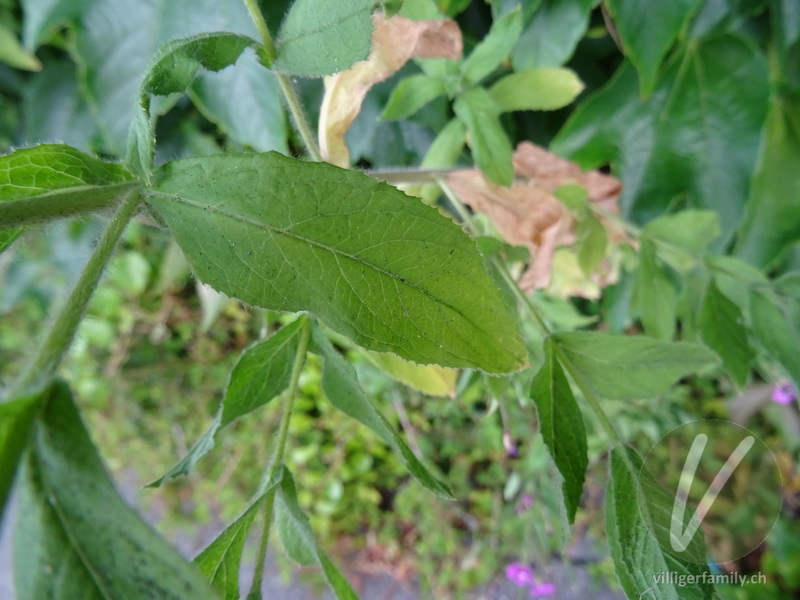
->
242, 0, 322, 162
247, 315, 311, 600
12, 189, 141, 396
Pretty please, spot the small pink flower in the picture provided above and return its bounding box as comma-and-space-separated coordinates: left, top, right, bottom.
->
529, 581, 557, 597
516, 494, 533, 514
772, 381, 797, 405
503, 431, 519, 457
506, 563, 536, 587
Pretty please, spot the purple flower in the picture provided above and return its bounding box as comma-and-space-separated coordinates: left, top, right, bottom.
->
529, 582, 557, 597
503, 432, 519, 457
772, 381, 797, 405
516, 494, 533, 514
506, 563, 536, 587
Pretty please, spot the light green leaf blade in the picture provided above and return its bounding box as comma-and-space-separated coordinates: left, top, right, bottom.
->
607, 446, 714, 600
735, 97, 800, 268
312, 324, 452, 497
643, 210, 721, 272
705, 255, 768, 313
365, 350, 458, 396
0, 228, 22, 254
461, 8, 522, 85
275, 466, 359, 599
272, 0, 374, 77
750, 288, 800, 393
453, 87, 514, 186
0, 390, 43, 521
382, 74, 447, 121
0, 23, 41, 70
512, 0, 593, 69
699, 281, 750, 388
633, 238, 676, 340
421, 117, 466, 168
146, 152, 526, 373
194, 470, 284, 600
576, 212, 607, 277
14, 380, 218, 600
606, 0, 702, 94
531, 338, 587, 523
489, 67, 583, 112
552, 332, 719, 399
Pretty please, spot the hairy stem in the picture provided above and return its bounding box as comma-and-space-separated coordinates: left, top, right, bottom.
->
242, 0, 276, 64
11, 190, 141, 396
247, 316, 311, 600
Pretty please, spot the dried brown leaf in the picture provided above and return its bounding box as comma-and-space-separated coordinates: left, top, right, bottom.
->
319, 14, 462, 167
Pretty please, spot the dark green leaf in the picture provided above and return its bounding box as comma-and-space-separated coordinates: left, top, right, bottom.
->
453, 87, 514, 186
734, 97, 800, 268
530, 338, 587, 523
275, 466, 359, 599
634, 238, 676, 340
14, 380, 218, 600
0, 389, 43, 521
272, 0, 374, 77
553, 38, 769, 239
461, 8, 522, 85
512, 0, 593, 69
699, 280, 750, 387
489, 67, 583, 112
750, 288, 800, 393
147, 152, 526, 372
553, 332, 719, 399
382, 74, 446, 121
194, 470, 284, 600
311, 324, 452, 497
642, 210, 721, 272
606, 0, 702, 94
607, 447, 714, 600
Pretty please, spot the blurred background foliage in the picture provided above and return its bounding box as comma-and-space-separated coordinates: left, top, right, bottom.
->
2, 0, 800, 597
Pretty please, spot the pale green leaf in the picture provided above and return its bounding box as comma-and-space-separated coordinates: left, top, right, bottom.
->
365, 350, 458, 396
643, 210, 721, 272
512, 0, 593, 69
576, 212, 607, 277
634, 238, 676, 340
146, 152, 526, 372
312, 325, 452, 497
453, 87, 514, 186
0, 23, 41, 70
699, 281, 750, 387
531, 338, 587, 522
706, 254, 768, 313
552, 332, 720, 399
421, 117, 466, 168
272, 0, 374, 77
382, 74, 447, 121
750, 288, 800, 393
489, 68, 583, 112
461, 8, 523, 85
14, 380, 218, 600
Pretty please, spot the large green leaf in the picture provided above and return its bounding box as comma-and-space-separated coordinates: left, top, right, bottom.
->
21, 0, 90, 49
606, 0, 702, 94
750, 287, 800, 393
0, 390, 43, 521
311, 324, 452, 497
552, 332, 719, 399
271, 0, 374, 77
149, 318, 306, 486
511, 0, 594, 69
146, 152, 526, 372
275, 466, 358, 600
530, 338, 587, 523
734, 97, 800, 268
453, 87, 514, 186
14, 380, 218, 600
489, 67, 583, 112
552, 37, 769, 239
461, 8, 523, 85
699, 280, 750, 387
642, 210, 721, 272
633, 238, 676, 340
607, 447, 714, 600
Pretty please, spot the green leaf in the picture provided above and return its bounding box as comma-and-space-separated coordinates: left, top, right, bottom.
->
706, 254, 768, 313
633, 238, 676, 340
606, 0, 702, 94
0, 227, 22, 254
421, 117, 466, 168
489, 67, 583, 112
554, 183, 589, 211
576, 211, 607, 277
275, 466, 359, 600
607, 446, 715, 600
0, 22, 41, 70
312, 324, 452, 497
552, 332, 719, 399
750, 288, 800, 393
194, 470, 284, 600
191, 48, 288, 153
642, 210, 721, 272
699, 281, 750, 387
382, 74, 447, 121
148, 318, 306, 486
14, 380, 218, 600
272, 0, 375, 77
735, 96, 800, 268
146, 152, 526, 372
531, 338, 587, 523
512, 0, 594, 69
461, 8, 523, 85
21, 0, 89, 49
552, 38, 769, 239
0, 390, 43, 521
453, 87, 514, 186
365, 350, 458, 396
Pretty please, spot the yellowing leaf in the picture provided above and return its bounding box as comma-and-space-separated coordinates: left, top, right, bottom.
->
366, 351, 458, 396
